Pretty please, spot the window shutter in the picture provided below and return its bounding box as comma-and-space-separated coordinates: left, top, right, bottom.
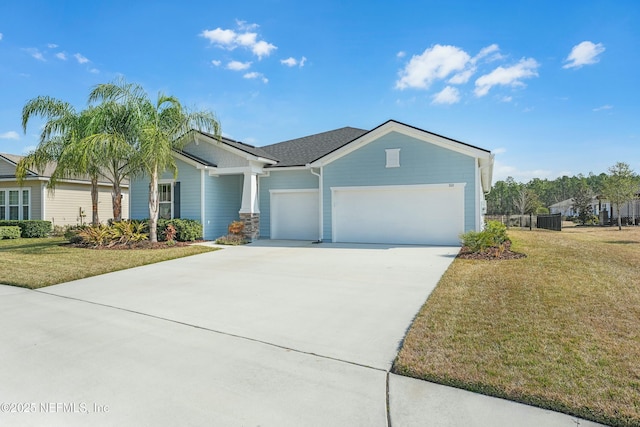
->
174, 182, 181, 219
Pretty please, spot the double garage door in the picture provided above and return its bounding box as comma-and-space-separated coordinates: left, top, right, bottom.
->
271, 184, 465, 245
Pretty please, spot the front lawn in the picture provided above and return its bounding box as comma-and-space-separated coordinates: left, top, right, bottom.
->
394, 226, 640, 427
0, 237, 216, 289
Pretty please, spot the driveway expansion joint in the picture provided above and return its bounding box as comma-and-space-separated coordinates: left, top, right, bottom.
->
35, 289, 389, 374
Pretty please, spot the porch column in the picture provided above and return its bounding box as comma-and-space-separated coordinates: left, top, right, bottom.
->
239, 170, 260, 241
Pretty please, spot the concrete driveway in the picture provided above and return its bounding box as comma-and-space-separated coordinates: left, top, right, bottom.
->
0, 241, 604, 426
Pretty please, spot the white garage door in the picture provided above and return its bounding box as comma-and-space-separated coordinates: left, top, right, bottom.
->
270, 189, 319, 240
331, 184, 465, 245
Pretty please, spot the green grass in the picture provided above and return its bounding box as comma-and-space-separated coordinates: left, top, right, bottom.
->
394, 226, 640, 427
0, 237, 217, 289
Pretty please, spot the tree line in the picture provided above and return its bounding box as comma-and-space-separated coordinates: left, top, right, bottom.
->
17, 78, 220, 242
487, 162, 639, 230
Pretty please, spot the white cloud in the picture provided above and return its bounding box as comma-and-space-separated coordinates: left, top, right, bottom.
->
211, 60, 221, 66
74, 53, 89, 64
501, 96, 512, 103
55, 52, 67, 60
396, 44, 470, 90
201, 28, 236, 46
26, 48, 45, 61
252, 40, 276, 59
281, 57, 297, 67
474, 58, 539, 97
563, 41, 605, 69
492, 147, 507, 154
281, 56, 306, 67
593, 104, 613, 112
243, 72, 268, 83
0, 33, 3, 41
0, 131, 20, 140
397, 51, 406, 58
89, 68, 99, 74
47, 43, 58, 48
236, 20, 259, 31
432, 86, 460, 105
472, 44, 501, 63
227, 60, 251, 71
448, 68, 475, 84
200, 22, 277, 59
492, 159, 554, 182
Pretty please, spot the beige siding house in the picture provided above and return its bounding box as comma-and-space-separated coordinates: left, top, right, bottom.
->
0, 153, 129, 226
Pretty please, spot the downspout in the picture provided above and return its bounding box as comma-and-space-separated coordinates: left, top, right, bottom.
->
201, 168, 206, 240
309, 166, 323, 242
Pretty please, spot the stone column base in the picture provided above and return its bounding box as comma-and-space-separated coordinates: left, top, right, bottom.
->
239, 213, 260, 242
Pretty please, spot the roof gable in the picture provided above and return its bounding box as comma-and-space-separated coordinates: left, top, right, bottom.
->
195, 131, 278, 163
308, 120, 491, 167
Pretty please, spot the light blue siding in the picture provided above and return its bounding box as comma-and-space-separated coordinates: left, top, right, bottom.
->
130, 158, 202, 221
322, 131, 476, 241
258, 169, 319, 238
206, 174, 242, 239
129, 178, 149, 219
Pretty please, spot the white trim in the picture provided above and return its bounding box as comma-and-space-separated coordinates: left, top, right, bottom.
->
309, 121, 492, 167
0, 187, 31, 220
309, 168, 323, 241
158, 179, 175, 220
194, 133, 278, 165
200, 169, 206, 240
41, 183, 46, 222
0, 176, 123, 187
208, 165, 265, 176
272, 166, 311, 172
173, 151, 211, 170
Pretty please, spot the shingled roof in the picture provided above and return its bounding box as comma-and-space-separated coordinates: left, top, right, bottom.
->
197, 131, 279, 162
261, 127, 368, 167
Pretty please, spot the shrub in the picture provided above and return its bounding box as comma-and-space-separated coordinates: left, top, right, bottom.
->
155, 218, 202, 241
0, 220, 52, 238
74, 221, 148, 247
0, 226, 21, 239
110, 221, 148, 245
215, 234, 248, 245
461, 220, 509, 253
228, 220, 244, 235
64, 225, 87, 244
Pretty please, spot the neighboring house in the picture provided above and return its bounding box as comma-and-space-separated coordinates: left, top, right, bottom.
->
0, 153, 129, 226
129, 120, 494, 245
550, 194, 639, 224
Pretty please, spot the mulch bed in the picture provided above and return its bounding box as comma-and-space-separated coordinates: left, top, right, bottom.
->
67, 241, 203, 250
457, 241, 527, 260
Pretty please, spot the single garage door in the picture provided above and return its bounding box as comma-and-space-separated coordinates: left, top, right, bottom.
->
331, 184, 465, 245
270, 189, 319, 240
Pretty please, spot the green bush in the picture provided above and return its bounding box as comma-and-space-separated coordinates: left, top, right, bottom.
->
0, 220, 52, 238
0, 226, 21, 239
460, 220, 509, 253
155, 218, 203, 241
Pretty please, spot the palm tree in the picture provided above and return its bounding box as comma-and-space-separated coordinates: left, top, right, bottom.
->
89, 78, 221, 242
74, 100, 139, 222
18, 97, 102, 225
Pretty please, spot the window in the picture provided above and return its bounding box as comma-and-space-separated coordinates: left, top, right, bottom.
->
0, 188, 29, 220
158, 183, 172, 219
385, 149, 401, 168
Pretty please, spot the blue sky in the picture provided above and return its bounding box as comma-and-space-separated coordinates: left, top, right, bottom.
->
1, 1, 638, 182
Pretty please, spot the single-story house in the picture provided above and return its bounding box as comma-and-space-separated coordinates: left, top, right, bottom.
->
129, 120, 494, 245
0, 153, 129, 226
550, 194, 639, 224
